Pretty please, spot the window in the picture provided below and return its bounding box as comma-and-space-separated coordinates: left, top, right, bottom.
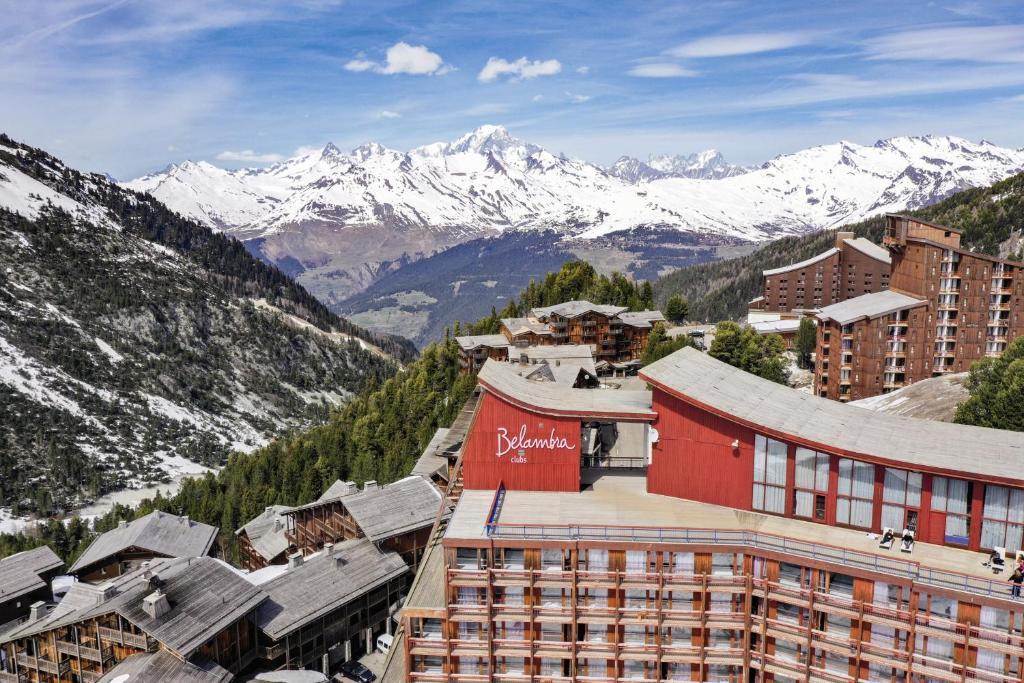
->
753, 434, 788, 514
881, 468, 922, 532
625, 550, 646, 575
980, 485, 1024, 552
836, 458, 874, 528
931, 476, 971, 545
794, 448, 829, 520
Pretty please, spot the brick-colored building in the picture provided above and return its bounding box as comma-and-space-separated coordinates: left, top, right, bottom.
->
814, 215, 1024, 401
750, 232, 891, 315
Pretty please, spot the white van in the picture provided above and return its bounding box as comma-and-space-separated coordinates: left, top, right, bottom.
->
376, 633, 393, 655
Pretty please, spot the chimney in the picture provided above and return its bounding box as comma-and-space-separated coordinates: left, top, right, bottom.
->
273, 519, 282, 533
324, 542, 334, 553
181, 515, 190, 526
344, 481, 357, 493
265, 506, 274, 516
118, 520, 127, 529
287, 552, 304, 569
835, 230, 854, 249
29, 601, 47, 622
363, 480, 378, 492
142, 589, 171, 620
141, 561, 151, 580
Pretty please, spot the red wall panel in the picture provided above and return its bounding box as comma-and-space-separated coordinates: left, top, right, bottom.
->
462, 392, 581, 492
647, 388, 755, 510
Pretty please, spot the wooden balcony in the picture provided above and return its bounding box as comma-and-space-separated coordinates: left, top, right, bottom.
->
0, 671, 27, 683
15, 652, 70, 677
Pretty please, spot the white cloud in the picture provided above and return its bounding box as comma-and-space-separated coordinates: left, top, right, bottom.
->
345, 42, 451, 76
668, 31, 814, 58
628, 63, 698, 78
379, 110, 401, 118
576, 65, 590, 75
864, 25, 1024, 63
215, 149, 284, 163
532, 94, 544, 102
566, 91, 591, 104
478, 56, 562, 82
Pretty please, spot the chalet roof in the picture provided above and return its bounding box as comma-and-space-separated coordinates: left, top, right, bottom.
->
342, 476, 442, 541
500, 317, 551, 337
2, 557, 267, 659
843, 237, 891, 264
235, 506, 294, 562
531, 300, 628, 319
319, 479, 358, 502
762, 247, 840, 278
435, 390, 482, 460
750, 319, 802, 335
256, 538, 408, 640
0, 546, 63, 604
410, 428, 451, 481
886, 213, 963, 234
617, 310, 667, 329
815, 290, 927, 325
478, 359, 654, 420
640, 347, 1024, 485
524, 359, 598, 387
455, 334, 511, 351
97, 651, 231, 683
510, 344, 594, 362
70, 511, 217, 574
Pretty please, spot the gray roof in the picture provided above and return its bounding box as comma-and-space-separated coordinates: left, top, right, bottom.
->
762, 247, 839, 276
843, 237, 891, 264
510, 344, 594, 361
532, 300, 628, 319
617, 310, 667, 329
71, 511, 217, 573
815, 290, 927, 325
319, 479, 358, 502
455, 334, 511, 351
524, 359, 598, 387
342, 477, 442, 541
478, 359, 654, 419
500, 317, 551, 336
235, 506, 294, 562
0, 546, 63, 603
640, 347, 1024, 484
97, 651, 230, 683
435, 390, 482, 460
257, 538, 408, 640
410, 428, 451, 481
3, 557, 267, 658
750, 319, 802, 335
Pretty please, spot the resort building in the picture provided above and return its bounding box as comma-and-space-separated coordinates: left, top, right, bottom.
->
0, 548, 64, 635
814, 215, 1024, 401
750, 232, 891, 317
236, 506, 295, 572
69, 511, 218, 583
457, 335, 512, 374
389, 347, 1024, 683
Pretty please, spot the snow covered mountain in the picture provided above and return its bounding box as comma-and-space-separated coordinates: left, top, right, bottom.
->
0, 135, 403, 514
126, 127, 1024, 305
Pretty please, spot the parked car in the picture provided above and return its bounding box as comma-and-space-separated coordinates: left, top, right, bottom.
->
335, 660, 376, 683
376, 633, 394, 655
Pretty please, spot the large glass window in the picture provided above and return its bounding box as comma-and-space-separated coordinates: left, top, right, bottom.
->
794, 448, 829, 520
930, 476, 971, 545
881, 468, 922, 532
836, 459, 875, 528
981, 485, 1024, 552
753, 435, 788, 514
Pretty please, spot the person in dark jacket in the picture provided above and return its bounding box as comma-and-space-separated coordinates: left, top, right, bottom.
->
1009, 567, 1023, 598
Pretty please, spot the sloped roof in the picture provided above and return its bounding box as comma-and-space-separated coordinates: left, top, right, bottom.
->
71, 511, 217, 574
843, 237, 891, 264
257, 539, 408, 640
531, 300, 628, 319
617, 310, 667, 329
3, 557, 267, 659
815, 290, 927, 325
511, 344, 594, 361
640, 347, 1024, 485
750, 319, 802, 335
524, 359, 598, 387
0, 546, 63, 603
410, 428, 451, 481
478, 359, 654, 420
455, 334, 511, 351
342, 477, 442, 541
500, 317, 551, 336
318, 479, 357, 502
235, 506, 294, 562
762, 247, 839, 277
97, 651, 231, 683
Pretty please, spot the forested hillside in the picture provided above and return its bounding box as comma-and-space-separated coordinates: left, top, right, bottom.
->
0, 262, 657, 564
655, 170, 1024, 322
0, 136, 410, 515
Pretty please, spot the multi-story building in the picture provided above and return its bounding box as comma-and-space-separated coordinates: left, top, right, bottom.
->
389, 347, 1024, 683
235, 505, 294, 572
0, 548, 63, 634
750, 232, 891, 316
814, 215, 1024, 401
457, 335, 513, 374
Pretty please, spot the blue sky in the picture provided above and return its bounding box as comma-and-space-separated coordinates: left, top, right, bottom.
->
2, 0, 1024, 178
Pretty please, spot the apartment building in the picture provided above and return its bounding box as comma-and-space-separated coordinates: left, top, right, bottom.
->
0, 548, 63, 633
454, 301, 666, 374
814, 215, 1024, 401
750, 232, 891, 316
391, 347, 1024, 683
235, 505, 294, 572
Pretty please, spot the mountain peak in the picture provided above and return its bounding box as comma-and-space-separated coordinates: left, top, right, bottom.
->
321, 142, 343, 158
448, 124, 536, 156
350, 141, 386, 162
